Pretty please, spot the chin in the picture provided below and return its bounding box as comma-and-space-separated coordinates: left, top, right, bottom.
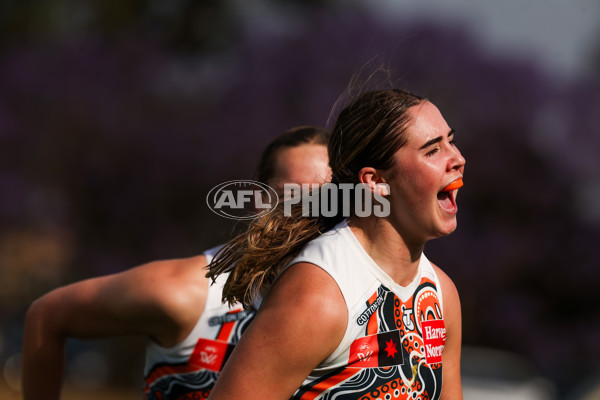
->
433, 220, 458, 238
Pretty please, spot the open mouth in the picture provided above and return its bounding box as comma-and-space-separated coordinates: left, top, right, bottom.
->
442, 178, 463, 192
437, 178, 463, 212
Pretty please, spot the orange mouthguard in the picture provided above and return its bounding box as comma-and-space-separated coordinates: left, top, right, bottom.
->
442, 178, 463, 191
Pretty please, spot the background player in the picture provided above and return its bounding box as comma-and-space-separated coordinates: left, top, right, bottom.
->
22, 125, 331, 400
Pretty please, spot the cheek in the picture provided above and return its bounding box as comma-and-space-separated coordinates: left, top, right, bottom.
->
389, 154, 439, 193
394, 166, 431, 195
390, 170, 440, 213
389, 180, 427, 215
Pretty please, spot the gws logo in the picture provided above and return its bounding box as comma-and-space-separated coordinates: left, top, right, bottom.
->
200, 349, 219, 366
206, 180, 279, 220
357, 343, 374, 363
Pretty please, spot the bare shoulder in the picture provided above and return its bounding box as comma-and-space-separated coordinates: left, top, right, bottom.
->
208, 262, 348, 399
105, 255, 208, 346
263, 262, 347, 347
142, 254, 209, 294
140, 254, 210, 316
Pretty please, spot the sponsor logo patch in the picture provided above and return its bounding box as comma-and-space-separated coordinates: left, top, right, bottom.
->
421, 319, 446, 364
348, 330, 403, 368
356, 291, 385, 326
189, 338, 234, 372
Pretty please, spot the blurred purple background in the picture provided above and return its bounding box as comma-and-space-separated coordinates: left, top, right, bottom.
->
1, 1, 599, 397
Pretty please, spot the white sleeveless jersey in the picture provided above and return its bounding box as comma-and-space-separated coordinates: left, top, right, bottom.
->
143, 246, 255, 400
285, 221, 446, 400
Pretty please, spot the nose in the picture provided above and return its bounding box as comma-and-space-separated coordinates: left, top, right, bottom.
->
449, 146, 466, 172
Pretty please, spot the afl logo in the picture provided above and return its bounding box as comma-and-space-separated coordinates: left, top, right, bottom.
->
206, 180, 279, 220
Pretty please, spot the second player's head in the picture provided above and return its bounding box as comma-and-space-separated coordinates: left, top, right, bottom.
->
257, 126, 331, 198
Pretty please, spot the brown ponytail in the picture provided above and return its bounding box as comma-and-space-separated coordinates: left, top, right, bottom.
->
206, 193, 344, 308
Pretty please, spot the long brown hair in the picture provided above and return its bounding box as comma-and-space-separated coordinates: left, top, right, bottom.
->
207, 90, 425, 309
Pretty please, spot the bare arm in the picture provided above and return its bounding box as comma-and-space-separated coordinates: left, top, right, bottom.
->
22, 255, 208, 400
207, 262, 347, 400
433, 265, 463, 400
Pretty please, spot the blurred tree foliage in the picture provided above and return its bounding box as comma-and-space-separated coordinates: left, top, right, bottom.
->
0, 0, 599, 395
0, 0, 240, 52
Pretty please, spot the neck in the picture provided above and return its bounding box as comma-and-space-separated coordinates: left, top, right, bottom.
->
348, 216, 424, 286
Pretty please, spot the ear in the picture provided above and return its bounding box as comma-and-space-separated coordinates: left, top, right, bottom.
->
357, 167, 390, 196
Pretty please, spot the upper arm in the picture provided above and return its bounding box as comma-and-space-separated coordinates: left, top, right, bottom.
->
22, 255, 209, 400
25, 255, 209, 344
433, 265, 463, 399
208, 262, 347, 400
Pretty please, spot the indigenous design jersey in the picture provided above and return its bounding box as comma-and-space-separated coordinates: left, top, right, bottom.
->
287, 221, 445, 400
143, 246, 255, 400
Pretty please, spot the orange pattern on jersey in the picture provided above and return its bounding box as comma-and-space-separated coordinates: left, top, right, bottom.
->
144, 307, 253, 399
294, 278, 444, 399
297, 368, 362, 400
366, 291, 379, 336
356, 377, 432, 400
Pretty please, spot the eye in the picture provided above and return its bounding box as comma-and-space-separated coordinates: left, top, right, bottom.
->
425, 147, 439, 157
450, 139, 458, 146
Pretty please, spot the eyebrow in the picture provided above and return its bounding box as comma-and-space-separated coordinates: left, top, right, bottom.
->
419, 129, 455, 150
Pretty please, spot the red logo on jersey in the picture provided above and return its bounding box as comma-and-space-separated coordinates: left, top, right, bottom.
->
348, 330, 403, 368
188, 338, 233, 372
421, 319, 446, 364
